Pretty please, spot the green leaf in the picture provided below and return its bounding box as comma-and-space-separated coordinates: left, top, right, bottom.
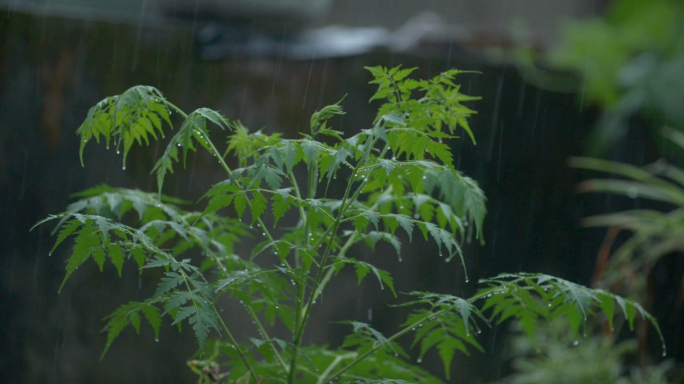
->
271, 193, 292, 227
437, 337, 462, 379
302, 140, 319, 168
249, 191, 267, 225
100, 301, 150, 359
282, 141, 300, 172
108, 243, 126, 276
348, 259, 397, 297
153, 272, 185, 299
50, 219, 83, 255
141, 305, 162, 341
233, 192, 247, 221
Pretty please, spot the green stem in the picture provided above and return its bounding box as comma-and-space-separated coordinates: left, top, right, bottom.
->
315, 353, 356, 384
195, 132, 301, 380
323, 308, 448, 382
213, 306, 259, 383
320, 280, 511, 382
287, 172, 307, 226
288, 136, 380, 384
245, 305, 289, 373
177, 266, 259, 383
307, 187, 393, 311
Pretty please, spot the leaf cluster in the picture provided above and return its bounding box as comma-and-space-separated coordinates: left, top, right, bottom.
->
34, 65, 665, 384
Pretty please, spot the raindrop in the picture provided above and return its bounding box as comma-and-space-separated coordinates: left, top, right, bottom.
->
465, 279, 469, 283
573, 340, 579, 346
417, 358, 422, 363
414, 214, 420, 219
116, 150, 120, 154
122, 166, 126, 170
627, 187, 638, 199
662, 351, 667, 357
155, 339, 159, 342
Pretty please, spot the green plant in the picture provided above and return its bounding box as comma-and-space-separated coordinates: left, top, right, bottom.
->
554, 0, 684, 156
516, 0, 684, 156
570, 126, 684, 302
499, 320, 672, 384
33, 66, 664, 383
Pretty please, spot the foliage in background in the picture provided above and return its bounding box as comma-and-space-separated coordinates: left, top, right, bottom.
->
536, 0, 684, 155
500, 321, 673, 384
500, 2, 684, 382
33, 66, 662, 383
569, 127, 684, 303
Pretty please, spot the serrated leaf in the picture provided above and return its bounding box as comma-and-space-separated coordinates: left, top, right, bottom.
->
108, 243, 125, 276
282, 141, 300, 173
249, 191, 267, 225
50, 219, 83, 255
233, 192, 247, 220
153, 272, 184, 299
271, 193, 292, 226
141, 305, 162, 341
349, 259, 397, 297
437, 337, 462, 379
302, 140, 318, 168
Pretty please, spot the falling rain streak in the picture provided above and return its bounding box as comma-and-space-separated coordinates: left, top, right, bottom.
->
1, 2, 680, 384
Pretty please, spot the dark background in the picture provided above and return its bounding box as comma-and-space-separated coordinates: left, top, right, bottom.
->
1, 1, 681, 382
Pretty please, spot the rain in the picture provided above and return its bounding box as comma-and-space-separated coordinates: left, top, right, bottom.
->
1, 0, 683, 383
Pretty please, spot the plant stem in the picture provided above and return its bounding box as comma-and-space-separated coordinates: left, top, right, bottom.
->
213, 306, 259, 383
195, 131, 299, 379
308, 186, 393, 304
244, 305, 289, 373
287, 172, 307, 226
288, 136, 379, 384
322, 308, 448, 382
320, 281, 509, 382
315, 353, 356, 384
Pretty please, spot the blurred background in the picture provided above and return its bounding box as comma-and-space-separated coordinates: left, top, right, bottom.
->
1, 0, 683, 382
